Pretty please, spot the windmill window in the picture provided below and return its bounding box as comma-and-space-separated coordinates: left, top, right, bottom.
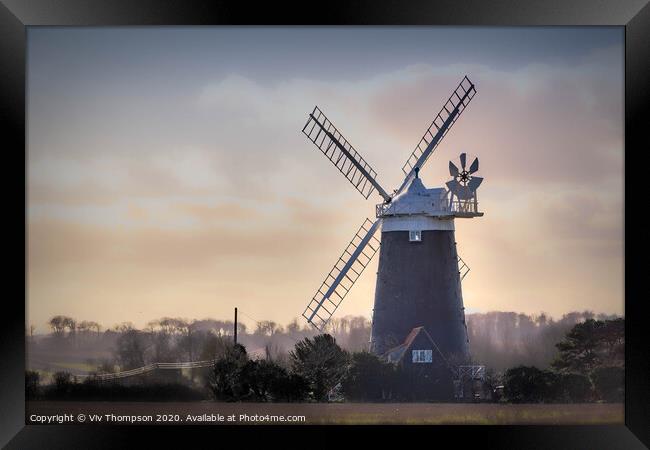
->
409, 230, 422, 242
412, 349, 433, 363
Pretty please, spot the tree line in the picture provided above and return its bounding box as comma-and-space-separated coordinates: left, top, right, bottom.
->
27, 317, 623, 403
205, 317, 624, 403
466, 310, 620, 371
500, 318, 624, 403
31, 310, 620, 375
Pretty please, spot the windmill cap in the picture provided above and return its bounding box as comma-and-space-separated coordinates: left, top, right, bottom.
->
406, 176, 427, 195
381, 174, 447, 217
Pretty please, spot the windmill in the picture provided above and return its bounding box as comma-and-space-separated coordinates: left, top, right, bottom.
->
300, 76, 483, 361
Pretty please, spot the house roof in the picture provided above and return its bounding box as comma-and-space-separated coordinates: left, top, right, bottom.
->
383, 326, 450, 367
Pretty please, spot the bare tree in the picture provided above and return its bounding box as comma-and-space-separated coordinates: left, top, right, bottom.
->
116, 329, 146, 370
286, 318, 300, 334
255, 320, 280, 336
113, 322, 135, 333
48, 315, 77, 340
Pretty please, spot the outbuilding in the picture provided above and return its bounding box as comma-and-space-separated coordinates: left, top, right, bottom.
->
384, 326, 456, 401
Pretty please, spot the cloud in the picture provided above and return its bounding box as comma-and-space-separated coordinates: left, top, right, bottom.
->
171, 202, 260, 224
365, 52, 622, 187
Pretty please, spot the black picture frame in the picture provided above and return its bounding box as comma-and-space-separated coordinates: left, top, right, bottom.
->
1, 1, 648, 448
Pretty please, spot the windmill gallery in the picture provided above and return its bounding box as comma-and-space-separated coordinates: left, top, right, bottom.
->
300, 76, 486, 400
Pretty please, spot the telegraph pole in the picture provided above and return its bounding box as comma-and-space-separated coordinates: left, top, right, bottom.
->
234, 307, 238, 344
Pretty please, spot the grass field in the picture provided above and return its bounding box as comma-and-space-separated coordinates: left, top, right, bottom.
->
26, 401, 623, 425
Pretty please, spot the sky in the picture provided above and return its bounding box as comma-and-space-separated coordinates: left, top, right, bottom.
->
27, 27, 624, 333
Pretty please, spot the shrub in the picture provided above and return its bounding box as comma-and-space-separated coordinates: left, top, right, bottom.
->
341, 352, 396, 401
52, 371, 74, 397
25, 371, 40, 400
208, 343, 249, 401
242, 359, 286, 402
42, 379, 205, 401
556, 373, 592, 403
290, 334, 349, 402
270, 373, 309, 403
592, 366, 624, 402
503, 366, 557, 403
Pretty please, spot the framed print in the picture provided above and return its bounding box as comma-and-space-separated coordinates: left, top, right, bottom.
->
1, 0, 648, 448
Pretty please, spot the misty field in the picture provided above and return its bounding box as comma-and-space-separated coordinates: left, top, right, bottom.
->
27, 401, 623, 425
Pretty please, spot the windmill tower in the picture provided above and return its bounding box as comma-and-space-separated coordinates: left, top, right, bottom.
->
300, 76, 482, 364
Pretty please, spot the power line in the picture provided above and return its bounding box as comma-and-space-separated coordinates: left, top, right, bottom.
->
238, 310, 305, 345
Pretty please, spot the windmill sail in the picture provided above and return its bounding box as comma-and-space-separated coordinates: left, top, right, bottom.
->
303, 106, 390, 201
302, 218, 381, 331
398, 76, 477, 194
457, 254, 470, 281
469, 157, 479, 174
